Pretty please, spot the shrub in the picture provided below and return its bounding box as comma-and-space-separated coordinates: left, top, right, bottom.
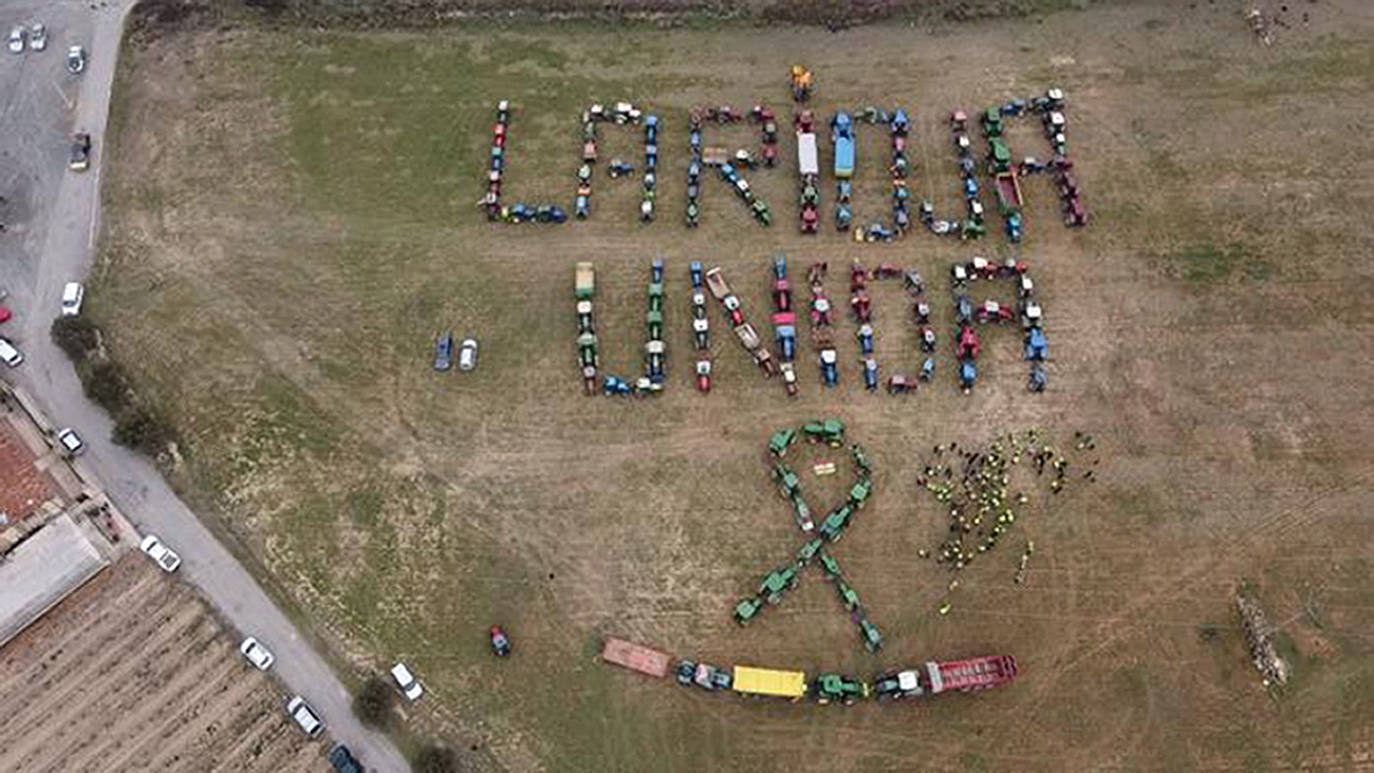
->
80, 360, 132, 413
414, 745, 462, 773
50, 316, 102, 360
353, 676, 395, 728
112, 405, 176, 455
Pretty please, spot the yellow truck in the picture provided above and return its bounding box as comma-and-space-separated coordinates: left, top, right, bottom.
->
731, 665, 807, 700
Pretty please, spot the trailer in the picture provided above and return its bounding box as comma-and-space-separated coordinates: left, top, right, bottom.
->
797, 132, 819, 176
704, 266, 732, 301
873, 655, 1017, 700
832, 113, 854, 179
601, 637, 672, 678
732, 665, 807, 700
994, 172, 1023, 213
575, 262, 595, 300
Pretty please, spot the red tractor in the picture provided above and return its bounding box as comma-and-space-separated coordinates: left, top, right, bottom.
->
850, 292, 872, 323
871, 263, 903, 280
849, 262, 868, 292
795, 109, 816, 134
695, 359, 712, 393
957, 326, 981, 361
773, 278, 792, 312
800, 206, 819, 234
976, 300, 1015, 324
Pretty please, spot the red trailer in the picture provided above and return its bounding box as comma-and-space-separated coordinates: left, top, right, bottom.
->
601, 637, 671, 678
873, 655, 1017, 700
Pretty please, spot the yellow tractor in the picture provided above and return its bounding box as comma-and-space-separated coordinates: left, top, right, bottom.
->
790, 65, 813, 102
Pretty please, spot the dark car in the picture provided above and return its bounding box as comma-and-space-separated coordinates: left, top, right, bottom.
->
433, 330, 453, 371
69, 133, 91, 171
328, 744, 361, 773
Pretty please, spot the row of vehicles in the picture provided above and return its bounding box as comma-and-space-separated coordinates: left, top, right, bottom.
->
604, 637, 1017, 704
7, 21, 86, 71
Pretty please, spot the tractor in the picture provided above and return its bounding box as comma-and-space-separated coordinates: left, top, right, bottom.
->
796, 538, 823, 567
862, 358, 879, 391
850, 292, 871, 323
760, 566, 800, 604
914, 301, 931, 324
790, 65, 814, 102
1028, 362, 1048, 392
982, 106, 1003, 137
818, 506, 853, 542
734, 597, 762, 625
959, 360, 977, 392
752, 200, 772, 226
675, 659, 697, 686
872, 262, 903, 280
576, 300, 593, 333
856, 324, 874, 355
919, 327, 937, 353
920, 358, 936, 382
769, 428, 797, 457
1024, 328, 1048, 362
813, 674, 869, 705
835, 204, 853, 231
774, 463, 801, 499
849, 479, 872, 509
692, 316, 709, 349
804, 419, 845, 445
820, 349, 838, 387
789, 489, 812, 530
860, 619, 883, 653
850, 444, 871, 477
819, 553, 843, 580
490, 625, 512, 657
837, 581, 860, 612
695, 359, 712, 393
692, 663, 732, 691
957, 326, 980, 361
887, 375, 913, 394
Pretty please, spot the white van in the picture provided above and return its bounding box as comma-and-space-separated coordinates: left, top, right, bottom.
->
286, 696, 324, 738
391, 662, 424, 701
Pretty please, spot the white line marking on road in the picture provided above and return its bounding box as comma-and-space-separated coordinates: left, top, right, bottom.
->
52, 80, 73, 110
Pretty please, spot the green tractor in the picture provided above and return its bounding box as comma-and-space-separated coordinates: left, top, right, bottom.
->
819, 553, 843, 580
646, 309, 663, 341
774, 464, 801, 499
648, 282, 664, 312
818, 505, 853, 542
859, 618, 883, 653
795, 538, 823, 567
982, 106, 1003, 137
734, 597, 762, 625
836, 580, 860, 612
789, 493, 813, 532
759, 566, 799, 604
813, 673, 870, 705
848, 479, 873, 509
802, 419, 845, 446
850, 444, 871, 477
768, 428, 797, 457
988, 138, 1012, 174
751, 199, 772, 226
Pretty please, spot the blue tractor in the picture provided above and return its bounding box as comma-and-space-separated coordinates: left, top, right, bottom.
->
820, 350, 839, 387
856, 324, 874, 355
959, 360, 977, 392
862, 358, 879, 391
1024, 328, 1048, 361
1028, 363, 1048, 392
1006, 212, 1023, 243
689, 261, 704, 288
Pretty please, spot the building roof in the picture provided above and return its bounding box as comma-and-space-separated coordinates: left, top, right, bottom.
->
0, 514, 108, 647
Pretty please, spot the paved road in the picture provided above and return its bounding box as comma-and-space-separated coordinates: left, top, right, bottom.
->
0, 3, 409, 771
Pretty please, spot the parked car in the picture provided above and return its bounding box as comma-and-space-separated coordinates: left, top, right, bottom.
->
433, 331, 453, 371
457, 338, 478, 371
66, 44, 85, 73
390, 662, 424, 701
7, 27, 25, 54
138, 534, 182, 572
56, 427, 84, 456
286, 696, 324, 738
239, 636, 275, 670
28, 23, 45, 51
0, 337, 22, 367
60, 282, 84, 316
69, 133, 91, 171
328, 745, 362, 773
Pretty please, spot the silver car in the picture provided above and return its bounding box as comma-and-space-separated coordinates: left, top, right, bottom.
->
458, 338, 478, 371
7, 27, 24, 54
28, 23, 45, 52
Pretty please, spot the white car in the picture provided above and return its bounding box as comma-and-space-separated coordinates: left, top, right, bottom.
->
286, 696, 324, 738
139, 534, 182, 572
7, 27, 24, 54
457, 338, 478, 371
390, 662, 424, 701
56, 427, 84, 456
0, 338, 22, 367
28, 23, 45, 52
239, 636, 275, 670
61, 282, 84, 316
66, 45, 85, 74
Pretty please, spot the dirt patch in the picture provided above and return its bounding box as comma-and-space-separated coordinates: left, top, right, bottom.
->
0, 557, 326, 772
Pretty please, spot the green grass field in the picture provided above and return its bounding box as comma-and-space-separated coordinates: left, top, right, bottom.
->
94, 2, 1374, 770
